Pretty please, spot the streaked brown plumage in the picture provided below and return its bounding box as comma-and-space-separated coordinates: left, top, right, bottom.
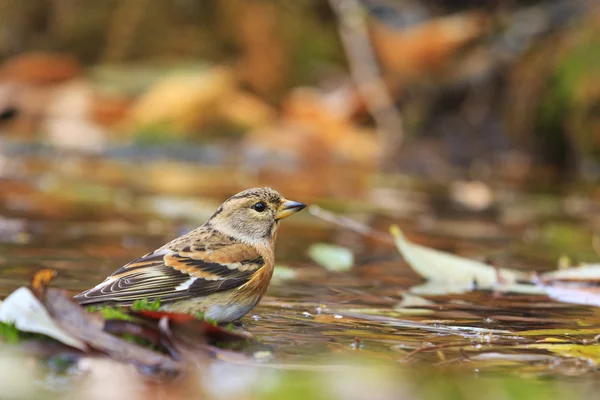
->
74, 187, 306, 322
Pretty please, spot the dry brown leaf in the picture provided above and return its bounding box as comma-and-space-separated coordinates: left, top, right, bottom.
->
43, 288, 182, 375
127, 67, 236, 134
218, 90, 277, 129
31, 269, 57, 297
0, 52, 81, 85
369, 11, 489, 85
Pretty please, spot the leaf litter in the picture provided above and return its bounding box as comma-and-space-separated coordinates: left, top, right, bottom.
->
390, 225, 527, 291
0, 287, 87, 350
0, 269, 253, 378
301, 207, 600, 370
390, 224, 600, 306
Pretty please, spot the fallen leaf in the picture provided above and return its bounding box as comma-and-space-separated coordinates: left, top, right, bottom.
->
541, 264, 600, 282
166, 317, 252, 349
0, 52, 81, 84
0, 287, 87, 351
307, 243, 354, 272
528, 343, 600, 364
390, 225, 524, 293
544, 286, 600, 307
409, 281, 478, 296
496, 283, 548, 295
469, 352, 555, 362
26, 270, 182, 374
133, 310, 195, 324
533, 263, 600, 306
31, 268, 57, 295
393, 293, 435, 314
127, 67, 235, 134
518, 328, 600, 337
42, 288, 181, 375
396, 293, 434, 307
126, 309, 252, 356
218, 90, 276, 129
369, 11, 488, 85
103, 318, 181, 361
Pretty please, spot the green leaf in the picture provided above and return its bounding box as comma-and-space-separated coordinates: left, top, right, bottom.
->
528, 343, 600, 364
518, 328, 600, 337
0, 322, 23, 343
90, 306, 134, 321
131, 298, 162, 311
307, 243, 354, 272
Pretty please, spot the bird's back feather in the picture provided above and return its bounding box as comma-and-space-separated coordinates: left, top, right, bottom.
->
74, 227, 267, 306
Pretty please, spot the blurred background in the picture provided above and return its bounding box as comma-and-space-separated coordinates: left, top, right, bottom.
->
0, 0, 597, 192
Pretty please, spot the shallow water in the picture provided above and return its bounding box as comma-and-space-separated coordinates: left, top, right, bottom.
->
0, 147, 599, 398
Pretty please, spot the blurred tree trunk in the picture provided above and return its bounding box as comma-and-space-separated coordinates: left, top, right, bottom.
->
0, 0, 28, 57
102, 0, 148, 62
233, 0, 289, 98
329, 0, 405, 172
48, 0, 77, 42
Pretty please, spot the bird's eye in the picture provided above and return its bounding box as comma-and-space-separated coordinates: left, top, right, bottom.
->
252, 201, 267, 212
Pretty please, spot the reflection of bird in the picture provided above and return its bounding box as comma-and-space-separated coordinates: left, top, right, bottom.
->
75, 187, 306, 322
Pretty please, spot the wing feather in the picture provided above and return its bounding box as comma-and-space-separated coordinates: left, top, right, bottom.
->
74, 244, 265, 306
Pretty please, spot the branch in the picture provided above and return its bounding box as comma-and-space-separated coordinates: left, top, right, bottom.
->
328, 0, 404, 172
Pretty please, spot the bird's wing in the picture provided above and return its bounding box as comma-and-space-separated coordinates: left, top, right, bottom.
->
74, 243, 265, 305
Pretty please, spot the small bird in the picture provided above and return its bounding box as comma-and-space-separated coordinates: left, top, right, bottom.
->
74, 187, 306, 322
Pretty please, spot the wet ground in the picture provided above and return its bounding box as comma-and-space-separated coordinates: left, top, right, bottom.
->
0, 143, 600, 399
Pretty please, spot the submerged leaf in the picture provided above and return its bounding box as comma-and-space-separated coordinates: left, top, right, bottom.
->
396, 293, 434, 307
0, 287, 87, 350
409, 281, 477, 295
535, 264, 600, 306
545, 286, 600, 307
393, 293, 436, 315
518, 328, 600, 337
528, 343, 600, 364
390, 225, 523, 293
308, 243, 354, 272
541, 264, 600, 282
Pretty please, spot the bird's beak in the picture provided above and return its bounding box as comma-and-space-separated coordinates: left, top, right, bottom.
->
276, 199, 307, 220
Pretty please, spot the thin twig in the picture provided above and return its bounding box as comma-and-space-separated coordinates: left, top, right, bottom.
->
328, 0, 404, 172
401, 342, 471, 360
401, 338, 537, 360
308, 205, 394, 245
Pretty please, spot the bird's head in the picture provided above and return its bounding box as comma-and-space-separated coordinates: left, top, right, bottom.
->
208, 187, 306, 245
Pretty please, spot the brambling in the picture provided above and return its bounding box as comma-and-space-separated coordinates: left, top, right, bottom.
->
74, 187, 306, 322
